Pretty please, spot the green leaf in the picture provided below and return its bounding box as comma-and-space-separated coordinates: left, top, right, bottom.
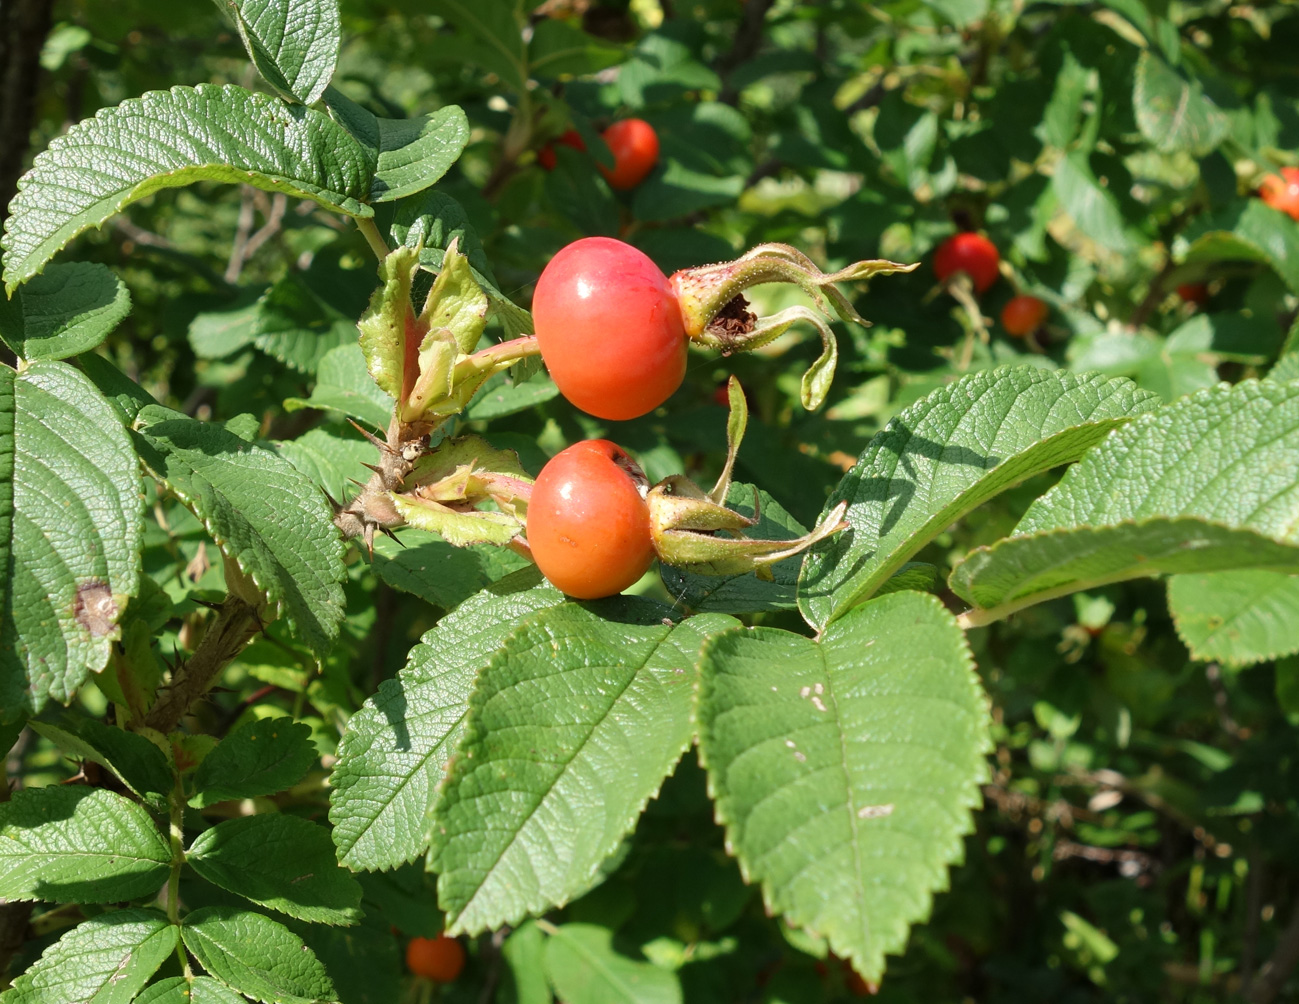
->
222, 0, 340, 105
274, 428, 375, 503
188, 289, 264, 361
1179, 199, 1299, 296
283, 343, 395, 430
253, 274, 356, 374
799, 368, 1159, 631
1, 84, 374, 292
134, 976, 249, 1004
0, 262, 130, 360
2, 362, 143, 720
696, 592, 990, 982
27, 718, 171, 809
661, 484, 807, 615
324, 89, 469, 202
502, 922, 551, 1004
1167, 570, 1299, 667
432, 605, 735, 935
180, 907, 339, 1004
133, 407, 346, 659
1051, 151, 1134, 254
426, 0, 525, 93
372, 109, 470, 203
191, 717, 317, 807
464, 371, 559, 421
371, 528, 530, 610
387, 191, 531, 337
543, 924, 681, 1004
0, 786, 171, 903
1133, 51, 1230, 157
187, 814, 363, 925
528, 20, 625, 79
1038, 50, 1089, 151
0, 909, 175, 1004
329, 570, 562, 870
952, 380, 1299, 621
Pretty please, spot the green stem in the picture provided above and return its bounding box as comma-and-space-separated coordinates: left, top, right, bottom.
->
167, 776, 192, 977
357, 216, 391, 261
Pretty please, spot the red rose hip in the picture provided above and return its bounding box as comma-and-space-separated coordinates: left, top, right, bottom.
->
532, 237, 687, 420
599, 118, 659, 190
1000, 295, 1048, 336
934, 232, 1000, 294
527, 440, 654, 599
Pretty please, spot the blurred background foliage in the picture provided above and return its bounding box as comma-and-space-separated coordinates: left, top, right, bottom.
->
5, 0, 1299, 1001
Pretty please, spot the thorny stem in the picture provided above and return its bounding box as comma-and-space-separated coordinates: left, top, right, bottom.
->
356, 216, 391, 261
141, 598, 263, 734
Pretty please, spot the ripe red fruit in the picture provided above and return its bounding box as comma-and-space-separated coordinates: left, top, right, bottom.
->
1000, 294, 1049, 337
527, 440, 654, 599
532, 237, 687, 420
934, 232, 1000, 294
598, 118, 659, 190
1260, 167, 1299, 220
406, 936, 465, 983
1177, 282, 1209, 305
538, 129, 586, 172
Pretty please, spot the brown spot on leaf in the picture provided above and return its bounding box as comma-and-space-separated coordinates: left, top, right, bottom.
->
74, 581, 118, 637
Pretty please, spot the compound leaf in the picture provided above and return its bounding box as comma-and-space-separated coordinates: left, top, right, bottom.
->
1168, 570, 1299, 667
187, 814, 363, 925
0, 909, 175, 1004
133, 407, 346, 659
2, 84, 374, 292
191, 717, 317, 807
1, 362, 143, 721
181, 907, 338, 1004
697, 591, 990, 982
222, 0, 341, 105
0, 262, 130, 361
0, 786, 171, 904
329, 570, 562, 871
800, 367, 1159, 631
432, 605, 734, 935
952, 380, 1299, 621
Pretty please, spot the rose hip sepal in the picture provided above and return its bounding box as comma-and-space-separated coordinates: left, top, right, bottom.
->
669, 244, 914, 410
648, 476, 848, 579
648, 376, 848, 578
